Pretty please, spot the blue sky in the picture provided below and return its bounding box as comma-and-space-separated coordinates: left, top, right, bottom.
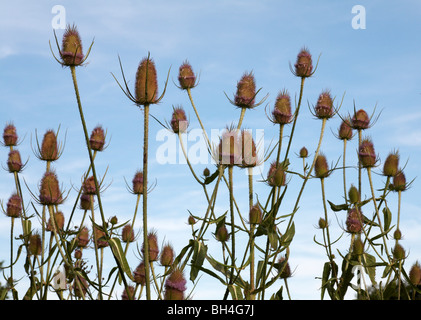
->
1, 0, 421, 299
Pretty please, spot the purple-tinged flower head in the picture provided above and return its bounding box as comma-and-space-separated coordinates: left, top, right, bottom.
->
383, 151, 399, 177
122, 224, 135, 243
135, 56, 158, 105
240, 130, 258, 168
6, 193, 22, 218
277, 257, 291, 279
272, 90, 292, 125
61, 24, 84, 66
216, 128, 242, 166
160, 243, 175, 267
178, 61, 196, 90
133, 262, 146, 286
314, 154, 330, 179
314, 90, 334, 119
346, 208, 363, 234
409, 261, 421, 286
46, 211, 65, 232
142, 231, 159, 261
77, 226, 90, 248
351, 109, 370, 130
82, 176, 96, 195
338, 118, 353, 140
267, 161, 286, 187
39, 171, 63, 206
89, 126, 106, 152
170, 106, 188, 134
392, 170, 407, 192
29, 233, 42, 256
294, 48, 313, 78
249, 204, 262, 225
234, 71, 256, 109
132, 171, 144, 195
358, 138, 377, 168
121, 285, 136, 300
79, 192, 93, 210
40, 130, 59, 161
7, 150, 22, 173
3, 124, 18, 147
164, 269, 187, 300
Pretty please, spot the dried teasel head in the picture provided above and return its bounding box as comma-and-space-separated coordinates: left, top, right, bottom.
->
39, 130, 59, 161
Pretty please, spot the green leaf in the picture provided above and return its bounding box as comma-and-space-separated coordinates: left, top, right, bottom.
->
280, 222, 295, 248
190, 240, 208, 282
383, 207, 392, 234
321, 261, 331, 300
228, 285, 244, 300
204, 169, 220, 185
327, 200, 348, 212
108, 237, 133, 281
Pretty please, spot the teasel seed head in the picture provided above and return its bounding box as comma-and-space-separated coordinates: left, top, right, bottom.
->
215, 222, 230, 242
351, 109, 370, 130
294, 47, 313, 78
39, 171, 63, 205
314, 154, 330, 179
133, 262, 146, 286
346, 208, 363, 234
160, 243, 175, 267
314, 90, 334, 119
6, 193, 22, 218
409, 261, 421, 286
28, 233, 42, 256
392, 243, 406, 261
277, 257, 291, 279
76, 226, 90, 248
142, 231, 159, 261
40, 130, 59, 161
82, 176, 96, 195
249, 204, 263, 225
7, 150, 23, 173
132, 171, 144, 195
272, 90, 293, 125
46, 211, 65, 232
267, 161, 286, 187
89, 126, 106, 152
348, 184, 360, 204
61, 24, 84, 66
338, 118, 353, 140
164, 268, 187, 300
170, 106, 188, 134
135, 56, 158, 105
178, 61, 196, 90
121, 285, 136, 300
383, 152, 399, 177
3, 124, 18, 147
121, 224, 135, 243
234, 71, 257, 109
392, 170, 407, 192
79, 192, 93, 210
358, 138, 377, 168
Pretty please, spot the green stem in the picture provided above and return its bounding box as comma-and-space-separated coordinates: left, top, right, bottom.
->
343, 139, 348, 203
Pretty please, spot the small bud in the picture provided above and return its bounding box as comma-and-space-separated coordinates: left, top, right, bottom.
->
7, 150, 23, 172
358, 139, 377, 168
29, 233, 42, 256
6, 193, 22, 218
272, 90, 292, 124
353, 238, 364, 255
348, 185, 360, 204
82, 176, 96, 195
277, 257, 291, 279
393, 229, 402, 241
178, 61, 196, 89
142, 232, 159, 261
318, 217, 327, 229
110, 216, 118, 225
351, 109, 370, 130
234, 71, 256, 109
338, 119, 353, 140
314, 154, 330, 179
132, 171, 144, 195
409, 262, 421, 286
61, 24, 84, 66
392, 171, 407, 192
135, 56, 158, 105
170, 107, 188, 134
76, 227, 90, 248
294, 48, 313, 78
40, 130, 59, 161
383, 152, 399, 177
89, 126, 106, 152
122, 224, 135, 243
346, 208, 363, 234
46, 211, 65, 232
392, 243, 406, 260
160, 244, 175, 267
215, 223, 230, 242
3, 124, 18, 147
249, 204, 262, 225
299, 147, 308, 158
314, 90, 334, 119
133, 262, 146, 286
79, 192, 93, 210
188, 215, 196, 225
267, 162, 286, 187
74, 249, 83, 260
203, 168, 210, 177
39, 171, 63, 205
164, 269, 187, 300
